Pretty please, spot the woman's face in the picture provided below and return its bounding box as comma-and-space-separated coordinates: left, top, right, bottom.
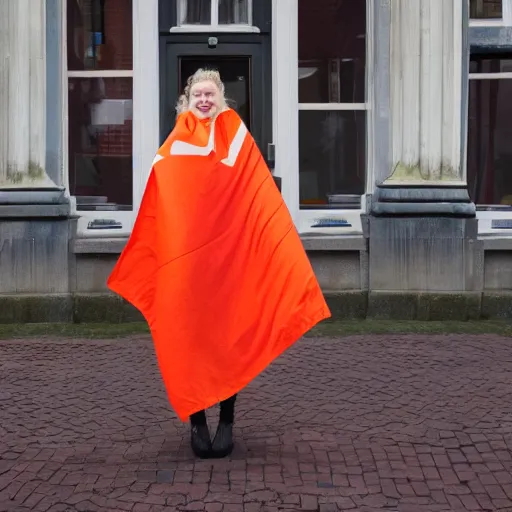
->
188, 80, 222, 119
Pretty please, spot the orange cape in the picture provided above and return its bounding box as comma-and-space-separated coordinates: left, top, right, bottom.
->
107, 109, 330, 421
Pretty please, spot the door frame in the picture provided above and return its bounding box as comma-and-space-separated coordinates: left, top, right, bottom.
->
159, 38, 272, 158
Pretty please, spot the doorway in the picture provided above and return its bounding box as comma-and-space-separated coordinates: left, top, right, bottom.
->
179, 57, 251, 129
160, 41, 270, 157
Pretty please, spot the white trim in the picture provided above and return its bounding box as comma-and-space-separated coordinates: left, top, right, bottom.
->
175, 0, 254, 30
504, 0, 512, 22
298, 103, 368, 111
220, 122, 248, 166
469, 0, 512, 25
169, 24, 260, 33
274, 0, 370, 234
67, 70, 134, 78
61, 0, 70, 196
132, 0, 160, 219
63, 0, 159, 237
211, 0, 219, 25
469, 18, 504, 26
170, 120, 216, 156
365, 0, 375, 195
469, 72, 512, 79
272, 0, 299, 225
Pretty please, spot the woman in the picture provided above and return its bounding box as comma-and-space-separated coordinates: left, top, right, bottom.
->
107, 69, 330, 459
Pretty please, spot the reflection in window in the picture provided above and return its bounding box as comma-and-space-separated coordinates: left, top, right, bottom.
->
468, 57, 512, 206
219, 0, 249, 24
68, 78, 133, 211
470, 0, 502, 19
298, 0, 366, 103
67, 0, 133, 71
179, 0, 212, 25
299, 111, 365, 208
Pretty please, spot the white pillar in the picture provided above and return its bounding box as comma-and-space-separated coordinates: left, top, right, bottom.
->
388, 0, 463, 183
0, 0, 55, 188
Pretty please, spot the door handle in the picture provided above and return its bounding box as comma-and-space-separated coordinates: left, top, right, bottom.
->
265, 143, 275, 171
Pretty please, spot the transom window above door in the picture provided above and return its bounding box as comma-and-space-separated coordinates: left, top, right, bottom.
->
177, 0, 251, 26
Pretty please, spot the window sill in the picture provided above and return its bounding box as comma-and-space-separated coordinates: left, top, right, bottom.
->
72, 234, 367, 255
72, 237, 128, 254
479, 233, 512, 250
169, 25, 260, 33
301, 235, 365, 251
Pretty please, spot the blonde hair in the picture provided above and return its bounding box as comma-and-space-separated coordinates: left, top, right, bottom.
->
176, 68, 226, 116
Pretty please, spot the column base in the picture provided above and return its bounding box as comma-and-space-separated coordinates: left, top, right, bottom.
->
371, 182, 476, 218
368, 183, 482, 292
0, 188, 75, 294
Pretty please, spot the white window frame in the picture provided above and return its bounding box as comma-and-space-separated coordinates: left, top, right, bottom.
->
61, 0, 160, 237
272, 0, 372, 235
469, 0, 512, 26
170, 0, 259, 33
468, 64, 512, 235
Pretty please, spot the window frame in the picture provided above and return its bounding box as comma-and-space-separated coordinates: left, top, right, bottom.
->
61, 0, 160, 237
469, 0, 511, 26
468, 61, 512, 234
468, 0, 512, 236
171, 0, 259, 33
272, 0, 372, 235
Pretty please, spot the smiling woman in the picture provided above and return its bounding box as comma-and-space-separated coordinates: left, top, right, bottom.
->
176, 68, 227, 119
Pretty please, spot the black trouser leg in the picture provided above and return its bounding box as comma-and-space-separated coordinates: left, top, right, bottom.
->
219, 394, 237, 424
190, 409, 207, 426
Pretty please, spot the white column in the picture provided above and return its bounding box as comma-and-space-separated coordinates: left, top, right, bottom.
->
0, 0, 55, 188
388, 0, 463, 183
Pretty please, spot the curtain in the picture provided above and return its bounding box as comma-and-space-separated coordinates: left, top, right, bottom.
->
218, 0, 249, 24
182, 0, 211, 24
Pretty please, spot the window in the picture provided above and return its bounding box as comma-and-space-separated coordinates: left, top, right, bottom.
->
298, 0, 367, 211
468, 56, 512, 209
66, 0, 134, 230
177, 0, 251, 26
470, 0, 502, 19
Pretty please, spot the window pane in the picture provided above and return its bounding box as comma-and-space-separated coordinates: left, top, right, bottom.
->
470, 57, 512, 73
470, 0, 502, 19
179, 0, 212, 24
298, 0, 366, 104
67, 0, 133, 71
299, 111, 365, 208
467, 74, 512, 205
68, 77, 133, 211
218, 0, 249, 24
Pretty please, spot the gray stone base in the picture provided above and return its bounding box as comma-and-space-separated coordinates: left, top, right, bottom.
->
1, 291, 512, 324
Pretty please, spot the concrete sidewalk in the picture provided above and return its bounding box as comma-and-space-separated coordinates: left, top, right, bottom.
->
1, 334, 512, 511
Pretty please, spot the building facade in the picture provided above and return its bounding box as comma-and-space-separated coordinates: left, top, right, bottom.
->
0, 0, 511, 322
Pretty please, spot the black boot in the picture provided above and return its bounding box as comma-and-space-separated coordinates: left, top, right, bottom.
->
212, 395, 236, 458
190, 410, 212, 459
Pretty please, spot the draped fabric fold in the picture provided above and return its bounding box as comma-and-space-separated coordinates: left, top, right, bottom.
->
107, 109, 330, 421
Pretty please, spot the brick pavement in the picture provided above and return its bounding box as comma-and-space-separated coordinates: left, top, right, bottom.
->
2, 334, 512, 511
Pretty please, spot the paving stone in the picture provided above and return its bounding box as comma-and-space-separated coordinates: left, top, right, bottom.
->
2, 334, 512, 510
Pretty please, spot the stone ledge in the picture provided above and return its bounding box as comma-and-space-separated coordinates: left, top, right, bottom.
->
2, 291, 512, 323
73, 235, 367, 254
301, 235, 366, 252
71, 235, 512, 255
480, 237, 512, 251
0, 204, 71, 218
73, 237, 128, 254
